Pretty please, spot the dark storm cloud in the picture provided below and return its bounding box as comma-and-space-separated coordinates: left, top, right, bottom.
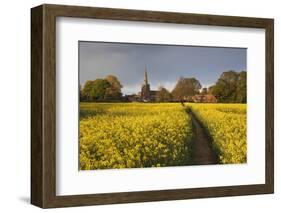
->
79, 41, 246, 95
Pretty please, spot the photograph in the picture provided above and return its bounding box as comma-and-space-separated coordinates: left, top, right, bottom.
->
30, 4, 274, 208
78, 41, 247, 170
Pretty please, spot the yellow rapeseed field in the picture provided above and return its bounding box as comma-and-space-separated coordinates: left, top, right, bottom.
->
79, 102, 247, 170
80, 103, 193, 170
189, 103, 247, 164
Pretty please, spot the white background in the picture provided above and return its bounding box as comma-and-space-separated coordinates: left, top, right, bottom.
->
0, 0, 279, 212
57, 18, 265, 195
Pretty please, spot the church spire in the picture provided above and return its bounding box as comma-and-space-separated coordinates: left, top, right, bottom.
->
144, 66, 148, 85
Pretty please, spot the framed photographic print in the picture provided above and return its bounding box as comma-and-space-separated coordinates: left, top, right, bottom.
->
31, 4, 274, 208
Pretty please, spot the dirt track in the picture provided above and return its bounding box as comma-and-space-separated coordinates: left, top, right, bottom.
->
189, 111, 218, 165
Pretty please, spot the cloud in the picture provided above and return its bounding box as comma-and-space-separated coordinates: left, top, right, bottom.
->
79, 41, 247, 94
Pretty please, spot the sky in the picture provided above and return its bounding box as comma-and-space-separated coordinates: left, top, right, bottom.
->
79, 41, 246, 95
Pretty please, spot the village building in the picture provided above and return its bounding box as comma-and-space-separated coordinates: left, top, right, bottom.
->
124, 67, 217, 103
192, 94, 217, 103
123, 94, 140, 102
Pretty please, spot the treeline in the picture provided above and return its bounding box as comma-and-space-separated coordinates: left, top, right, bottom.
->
80, 70, 246, 103
209, 71, 246, 103
80, 75, 122, 101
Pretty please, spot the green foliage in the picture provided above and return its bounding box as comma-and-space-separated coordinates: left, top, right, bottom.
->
82, 80, 95, 101
236, 71, 247, 103
209, 71, 247, 103
81, 75, 123, 102
172, 77, 202, 101
79, 84, 83, 101
105, 75, 123, 100
89, 79, 110, 101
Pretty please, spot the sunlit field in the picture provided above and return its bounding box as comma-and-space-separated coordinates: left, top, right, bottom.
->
189, 103, 247, 164
80, 103, 193, 170
79, 103, 247, 170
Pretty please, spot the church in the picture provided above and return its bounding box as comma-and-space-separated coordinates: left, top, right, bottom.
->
124, 68, 159, 102
140, 68, 159, 102
124, 67, 217, 103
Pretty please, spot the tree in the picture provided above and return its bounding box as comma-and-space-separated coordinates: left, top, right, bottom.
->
91, 79, 111, 100
81, 75, 124, 102
79, 84, 84, 101
171, 77, 202, 101
82, 80, 95, 101
236, 71, 247, 103
156, 87, 172, 102
209, 71, 247, 103
82, 79, 110, 101
105, 75, 123, 100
